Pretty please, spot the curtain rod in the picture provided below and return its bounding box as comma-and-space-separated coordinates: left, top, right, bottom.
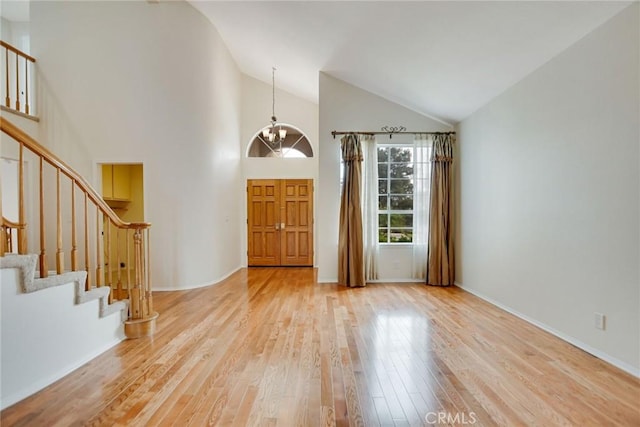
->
331, 126, 455, 139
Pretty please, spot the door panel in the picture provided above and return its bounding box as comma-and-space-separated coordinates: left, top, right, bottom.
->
280, 180, 313, 266
247, 180, 280, 266
247, 179, 313, 266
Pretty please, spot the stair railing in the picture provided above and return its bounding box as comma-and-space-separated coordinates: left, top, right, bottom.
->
1, 40, 36, 117
1, 217, 24, 254
0, 117, 157, 338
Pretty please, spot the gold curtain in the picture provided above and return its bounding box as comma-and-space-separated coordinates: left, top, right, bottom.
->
426, 134, 455, 286
338, 134, 365, 287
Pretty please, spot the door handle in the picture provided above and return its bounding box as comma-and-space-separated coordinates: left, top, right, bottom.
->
281, 223, 285, 230
275, 223, 280, 230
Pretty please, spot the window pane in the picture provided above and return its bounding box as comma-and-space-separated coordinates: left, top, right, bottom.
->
378, 179, 388, 195
390, 163, 413, 179
378, 163, 388, 178
377, 145, 418, 244
390, 179, 413, 194
248, 126, 313, 157
389, 229, 413, 243
281, 148, 307, 158
378, 196, 388, 210
390, 214, 412, 227
377, 147, 389, 162
390, 195, 413, 210
390, 147, 412, 163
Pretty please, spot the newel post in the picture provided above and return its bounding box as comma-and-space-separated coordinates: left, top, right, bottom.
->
124, 226, 158, 338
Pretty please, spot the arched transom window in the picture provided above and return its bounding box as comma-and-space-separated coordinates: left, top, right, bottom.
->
247, 124, 313, 158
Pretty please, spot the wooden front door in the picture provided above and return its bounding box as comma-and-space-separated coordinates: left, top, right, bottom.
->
247, 179, 313, 266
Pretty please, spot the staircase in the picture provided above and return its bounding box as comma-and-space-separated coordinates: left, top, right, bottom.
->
0, 253, 127, 318
0, 117, 157, 336
1, 40, 157, 409
0, 258, 127, 409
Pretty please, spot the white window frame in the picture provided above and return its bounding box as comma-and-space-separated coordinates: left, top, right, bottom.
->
377, 144, 416, 245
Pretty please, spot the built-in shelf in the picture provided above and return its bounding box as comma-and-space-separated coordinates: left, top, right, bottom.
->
104, 198, 130, 210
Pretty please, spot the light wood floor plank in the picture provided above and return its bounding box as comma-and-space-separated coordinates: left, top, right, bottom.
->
2, 268, 639, 426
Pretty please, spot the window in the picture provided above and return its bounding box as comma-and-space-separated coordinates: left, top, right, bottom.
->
377, 145, 427, 243
247, 124, 313, 158
339, 141, 430, 244
266, 147, 307, 158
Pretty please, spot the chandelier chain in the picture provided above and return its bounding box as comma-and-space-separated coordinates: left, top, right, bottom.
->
262, 66, 287, 146
272, 67, 276, 120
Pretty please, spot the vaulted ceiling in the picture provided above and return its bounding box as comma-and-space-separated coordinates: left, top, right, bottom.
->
1, 1, 631, 124
190, 1, 631, 124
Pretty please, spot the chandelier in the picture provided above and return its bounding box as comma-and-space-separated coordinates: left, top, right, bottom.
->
262, 67, 287, 144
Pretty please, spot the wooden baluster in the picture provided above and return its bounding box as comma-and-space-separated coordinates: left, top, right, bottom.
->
130, 229, 142, 319
84, 193, 91, 290
0, 161, 4, 254
71, 182, 78, 271
5, 48, 9, 107
15, 53, 19, 112
39, 157, 47, 278
146, 229, 153, 317
56, 168, 64, 274
96, 210, 103, 287
126, 229, 131, 299
5, 227, 11, 254
2, 226, 6, 254
18, 143, 26, 254
116, 227, 123, 300
24, 56, 29, 115
140, 229, 147, 318
107, 219, 112, 303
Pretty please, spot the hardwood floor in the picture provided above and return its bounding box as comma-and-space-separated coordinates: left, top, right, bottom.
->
2, 267, 639, 426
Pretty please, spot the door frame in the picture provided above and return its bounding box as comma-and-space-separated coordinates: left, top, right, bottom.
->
246, 178, 314, 267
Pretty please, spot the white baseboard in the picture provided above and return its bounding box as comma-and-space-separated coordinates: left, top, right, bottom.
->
454, 282, 640, 378
153, 266, 242, 292
317, 277, 423, 284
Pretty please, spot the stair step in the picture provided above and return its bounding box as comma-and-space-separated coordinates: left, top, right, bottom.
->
2, 254, 129, 322
104, 299, 129, 321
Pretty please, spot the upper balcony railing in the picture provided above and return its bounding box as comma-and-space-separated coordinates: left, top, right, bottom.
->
1, 40, 36, 117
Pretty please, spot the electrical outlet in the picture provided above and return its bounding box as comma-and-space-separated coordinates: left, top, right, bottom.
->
594, 312, 606, 330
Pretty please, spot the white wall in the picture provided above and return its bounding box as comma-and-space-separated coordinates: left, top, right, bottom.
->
1, 268, 124, 409
30, 0, 243, 290
240, 74, 319, 266
457, 4, 639, 374
1, 17, 33, 115
318, 73, 453, 282
1, 115, 42, 256
0, 158, 19, 223
1, 17, 11, 41
0, 18, 30, 52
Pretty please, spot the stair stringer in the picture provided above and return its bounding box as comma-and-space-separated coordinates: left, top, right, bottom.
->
0, 254, 130, 410
0, 253, 129, 321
